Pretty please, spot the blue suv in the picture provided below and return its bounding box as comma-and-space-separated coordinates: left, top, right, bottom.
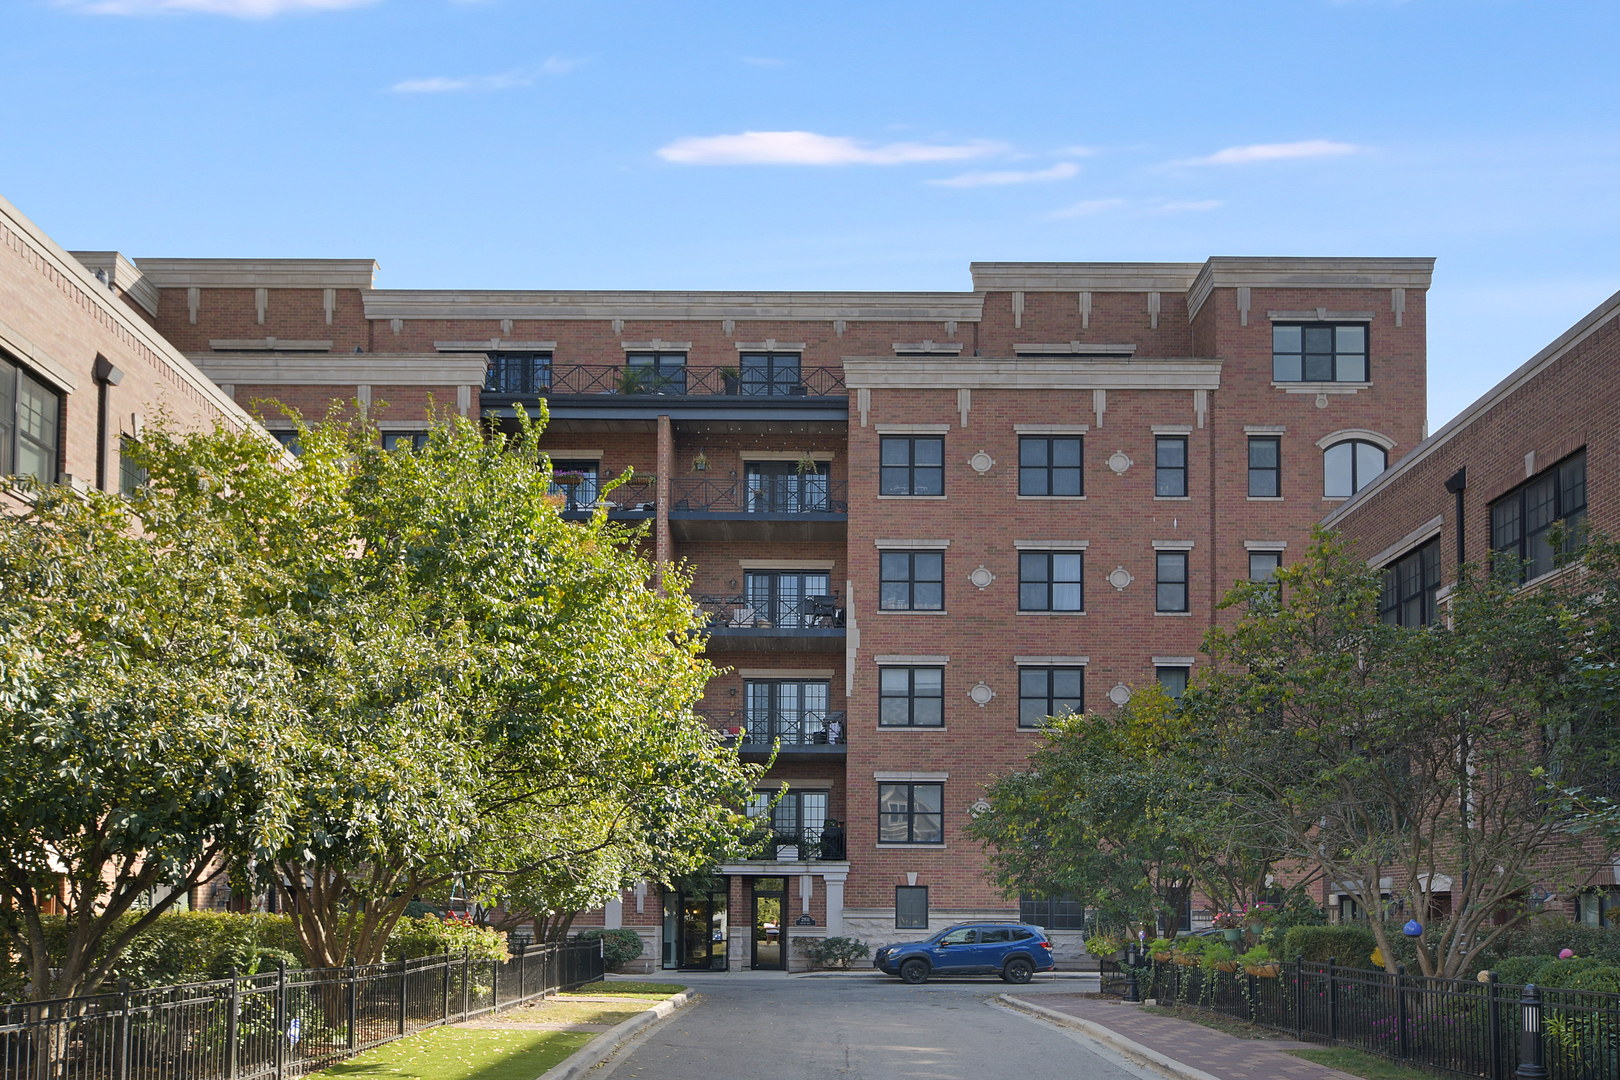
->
873, 922, 1055, 984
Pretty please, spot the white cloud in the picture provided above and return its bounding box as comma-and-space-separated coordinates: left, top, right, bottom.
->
1050, 198, 1125, 219
929, 162, 1079, 188
1156, 199, 1224, 213
392, 76, 472, 93
391, 61, 580, 93
1184, 140, 1361, 166
657, 131, 1002, 166
540, 56, 586, 76
59, 0, 377, 15
743, 56, 785, 67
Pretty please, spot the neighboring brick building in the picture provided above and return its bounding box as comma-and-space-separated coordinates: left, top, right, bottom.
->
1325, 285, 1620, 930
0, 195, 257, 516
114, 252, 1431, 971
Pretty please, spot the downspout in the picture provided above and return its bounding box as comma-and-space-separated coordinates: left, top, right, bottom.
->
1444, 468, 1467, 569
92, 355, 124, 492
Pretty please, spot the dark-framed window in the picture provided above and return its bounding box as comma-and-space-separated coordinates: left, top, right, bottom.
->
1380, 537, 1442, 627
1155, 436, 1187, 497
896, 886, 930, 929
1157, 666, 1190, 699
879, 667, 944, 727
1248, 437, 1280, 497
1156, 551, 1189, 613
1019, 551, 1084, 611
879, 783, 943, 844
747, 788, 829, 845
1018, 667, 1083, 727
1249, 551, 1282, 582
1, 355, 61, 487
1019, 436, 1083, 496
744, 678, 831, 744
382, 431, 430, 452
548, 459, 600, 511
738, 352, 802, 396
1019, 894, 1085, 930
744, 461, 831, 514
880, 550, 943, 610
624, 351, 687, 393
744, 570, 832, 629
1323, 440, 1387, 498
1492, 449, 1587, 583
118, 435, 146, 497
880, 437, 944, 496
484, 352, 552, 395
272, 430, 302, 456
1272, 324, 1368, 383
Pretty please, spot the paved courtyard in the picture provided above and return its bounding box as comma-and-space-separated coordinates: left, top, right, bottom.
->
594, 972, 1146, 1080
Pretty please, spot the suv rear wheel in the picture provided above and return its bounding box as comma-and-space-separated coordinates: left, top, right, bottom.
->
1003, 957, 1034, 984
900, 959, 930, 984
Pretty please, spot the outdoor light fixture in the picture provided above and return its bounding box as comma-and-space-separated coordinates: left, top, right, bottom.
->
1517, 984, 1547, 1079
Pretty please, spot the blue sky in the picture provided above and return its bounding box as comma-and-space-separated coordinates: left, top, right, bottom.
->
3, 0, 1618, 430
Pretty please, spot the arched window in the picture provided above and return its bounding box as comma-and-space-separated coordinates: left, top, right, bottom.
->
1323, 439, 1387, 497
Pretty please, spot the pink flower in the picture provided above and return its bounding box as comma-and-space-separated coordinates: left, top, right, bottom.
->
1559, 948, 1575, 959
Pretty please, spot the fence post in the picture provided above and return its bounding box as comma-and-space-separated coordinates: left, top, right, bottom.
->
491, 949, 499, 1011
275, 962, 286, 1080
346, 963, 358, 1051
1327, 957, 1338, 1046
1395, 964, 1408, 1063
518, 944, 526, 1004
1487, 971, 1502, 1080
1294, 955, 1304, 1042
115, 980, 130, 1080
441, 953, 450, 1022
398, 955, 408, 1036
1515, 984, 1548, 1079
461, 948, 470, 1021
227, 967, 241, 1080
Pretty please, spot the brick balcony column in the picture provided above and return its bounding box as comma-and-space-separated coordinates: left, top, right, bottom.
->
656, 413, 672, 585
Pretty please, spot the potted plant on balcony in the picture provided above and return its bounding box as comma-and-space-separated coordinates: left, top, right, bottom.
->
1212, 910, 1244, 942
719, 365, 740, 395
691, 451, 710, 472
795, 450, 819, 475
617, 366, 649, 394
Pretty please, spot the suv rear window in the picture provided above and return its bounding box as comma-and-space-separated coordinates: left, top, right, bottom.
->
1012, 928, 1034, 940
980, 928, 1011, 943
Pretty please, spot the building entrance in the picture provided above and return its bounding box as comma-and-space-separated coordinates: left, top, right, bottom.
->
751, 878, 787, 970
663, 885, 729, 971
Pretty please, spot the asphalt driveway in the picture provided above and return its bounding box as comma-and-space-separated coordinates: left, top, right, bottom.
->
595, 972, 1143, 1080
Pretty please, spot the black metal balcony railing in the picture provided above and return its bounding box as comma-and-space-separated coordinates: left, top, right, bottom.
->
698, 592, 845, 630
555, 477, 656, 514
671, 477, 848, 515
744, 825, 848, 863
485, 363, 848, 398
698, 709, 847, 748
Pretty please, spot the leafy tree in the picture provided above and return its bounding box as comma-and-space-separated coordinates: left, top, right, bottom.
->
1194, 529, 1587, 979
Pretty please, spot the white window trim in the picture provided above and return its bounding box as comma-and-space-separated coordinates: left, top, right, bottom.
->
1014, 656, 1089, 666
1015, 539, 1090, 550
738, 668, 835, 680
1316, 428, 1397, 452
1267, 310, 1376, 322
1244, 425, 1287, 435
621, 340, 691, 351
545, 449, 605, 459
875, 538, 951, 549
1243, 540, 1288, 551
738, 558, 836, 570
735, 341, 807, 352
874, 655, 949, 665
875, 423, 950, 434
874, 771, 948, 782
744, 450, 836, 461
1151, 424, 1194, 435
1151, 539, 1196, 550
1153, 656, 1197, 667
1015, 423, 1090, 434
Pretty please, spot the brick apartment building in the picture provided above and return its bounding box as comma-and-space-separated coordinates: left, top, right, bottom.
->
0, 189, 1450, 970
79, 250, 1430, 971
1325, 284, 1620, 932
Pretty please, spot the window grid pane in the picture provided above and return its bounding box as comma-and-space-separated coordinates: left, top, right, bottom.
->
1155, 437, 1187, 497
1019, 436, 1083, 497
1248, 437, 1280, 498
881, 437, 944, 496
1156, 552, 1189, 612
1019, 551, 1084, 612
1272, 322, 1370, 384
880, 783, 944, 843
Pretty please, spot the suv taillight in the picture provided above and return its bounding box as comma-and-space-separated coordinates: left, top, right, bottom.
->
1039, 940, 1052, 950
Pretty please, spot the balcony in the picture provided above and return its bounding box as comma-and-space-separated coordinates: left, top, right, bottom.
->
741, 825, 848, 863
670, 477, 848, 542
555, 477, 658, 523
496, 363, 847, 398
699, 708, 847, 760
697, 592, 845, 653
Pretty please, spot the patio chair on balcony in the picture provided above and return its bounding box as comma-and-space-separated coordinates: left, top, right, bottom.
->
810, 711, 846, 745
804, 595, 840, 627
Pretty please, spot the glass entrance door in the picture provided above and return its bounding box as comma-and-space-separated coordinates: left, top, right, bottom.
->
752, 878, 787, 970
664, 887, 729, 971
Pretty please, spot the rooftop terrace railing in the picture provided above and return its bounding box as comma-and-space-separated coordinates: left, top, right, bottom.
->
485, 363, 848, 399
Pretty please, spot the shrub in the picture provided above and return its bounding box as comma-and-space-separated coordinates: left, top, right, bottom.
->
573, 928, 645, 971
795, 936, 871, 969
1283, 925, 1379, 967
388, 915, 510, 962
1085, 934, 1121, 957
1492, 955, 1547, 986
1174, 935, 1209, 957
1240, 945, 1274, 966
1201, 942, 1236, 970
1147, 936, 1174, 959
1529, 956, 1604, 987
1475, 920, 1620, 970
1561, 964, 1620, 995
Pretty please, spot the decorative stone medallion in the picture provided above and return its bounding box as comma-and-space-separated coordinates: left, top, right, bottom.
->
1108, 566, 1134, 591
970, 799, 992, 817
1109, 683, 1133, 706
1107, 451, 1133, 475
969, 681, 996, 707
969, 450, 995, 475
969, 565, 995, 590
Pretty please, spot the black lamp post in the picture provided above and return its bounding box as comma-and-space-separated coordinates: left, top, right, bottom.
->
1515, 984, 1548, 1079
1124, 943, 1142, 1003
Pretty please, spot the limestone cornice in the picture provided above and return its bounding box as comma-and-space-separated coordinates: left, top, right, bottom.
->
69, 251, 159, 316
136, 259, 380, 289
969, 262, 1203, 293
842, 356, 1222, 392
191, 353, 488, 386
1187, 257, 1435, 320
359, 289, 985, 323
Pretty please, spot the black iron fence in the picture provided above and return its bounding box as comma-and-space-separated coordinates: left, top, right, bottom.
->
671, 477, 848, 516
488, 363, 847, 399
1149, 956, 1620, 1080
0, 942, 604, 1080
697, 592, 845, 630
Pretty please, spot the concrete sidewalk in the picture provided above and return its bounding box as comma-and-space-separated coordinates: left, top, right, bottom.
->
1004, 994, 1360, 1080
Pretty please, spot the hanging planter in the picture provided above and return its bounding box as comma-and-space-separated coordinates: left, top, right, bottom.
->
795, 451, 819, 475
692, 452, 710, 472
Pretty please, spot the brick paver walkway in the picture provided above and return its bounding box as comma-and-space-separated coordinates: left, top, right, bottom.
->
1009, 994, 1360, 1080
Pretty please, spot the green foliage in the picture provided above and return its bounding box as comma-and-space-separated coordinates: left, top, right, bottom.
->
1174, 935, 1209, 957
1200, 941, 1236, 969
1473, 920, 1620, 970
571, 929, 645, 970
1085, 933, 1122, 957
1528, 956, 1604, 986
1240, 944, 1275, 966
795, 936, 872, 969
1282, 925, 1379, 967
1559, 965, 1620, 995
1492, 955, 1547, 986
387, 917, 509, 962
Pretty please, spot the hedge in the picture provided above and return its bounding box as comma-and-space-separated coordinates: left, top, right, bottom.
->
571, 928, 644, 971
1282, 925, 1380, 967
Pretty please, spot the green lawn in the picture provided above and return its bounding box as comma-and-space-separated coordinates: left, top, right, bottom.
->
556, 981, 687, 1000
319, 1027, 593, 1080
1286, 1047, 1437, 1080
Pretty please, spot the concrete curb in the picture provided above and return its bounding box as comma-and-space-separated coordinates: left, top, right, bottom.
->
533, 990, 694, 1080
998, 995, 1221, 1080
